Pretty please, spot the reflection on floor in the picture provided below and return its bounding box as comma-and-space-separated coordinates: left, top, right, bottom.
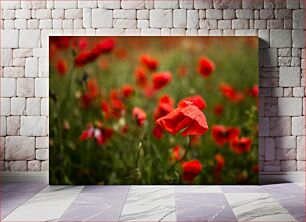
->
1, 183, 304, 221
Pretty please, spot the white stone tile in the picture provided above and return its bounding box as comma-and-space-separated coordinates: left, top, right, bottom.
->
35, 78, 49, 97
19, 30, 41, 48
0, 98, 10, 116
98, 0, 121, 9
173, 9, 187, 28
3, 186, 84, 221
17, 78, 34, 97
1, 78, 16, 97
20, 116, 48, 136
5, 136, 35, 160
11, 97, 26, 115
187, 10, 199, 29
121, 0, 145, 9
150, 9, 172, 28
278, 98, 302, 116
119, 186, 176, 221
225, 193, 297, 221
26, 98, 41, 115
1, 30, 19, 48
92, 9, 113, 28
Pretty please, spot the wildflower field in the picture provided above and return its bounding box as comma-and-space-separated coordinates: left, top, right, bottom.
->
49, 36, 259, 185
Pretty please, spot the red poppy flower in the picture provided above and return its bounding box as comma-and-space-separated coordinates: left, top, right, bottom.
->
132, 107, 147, 127
212, 125, 240, 146
230, 137, 252, 154
121, 84, 134, 98
52, 36, 70, 49
110, 90, 125, 118
178, 95, 207, 110
214, 153, 225, 173
219, 83, 244, 103
79, 124, 113, 145
91, 38, 115, 57
134, 66, 148, 88
87, 79, 99, 99
156, 101, 208, 137
101, 101, 111, 120
153, 95, 174, 120
152, 125, 164, 139
140, 54, 159, 71
213, 104, 224, 116
247, 85, 259, 97
78, 37, 88, 51
181, 160, 202, 182
75, 50, 96, 66
80, 124, 94, 141
171, 145, 185, 162
81, 92, 92, 108
152, 71, 172, 90
197, 56, 215, 77
56, 59, 68, 76
94, 127, 113, 145
75, 38, 115, 66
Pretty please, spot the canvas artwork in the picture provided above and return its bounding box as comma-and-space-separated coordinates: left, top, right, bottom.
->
49, 36, 259, 185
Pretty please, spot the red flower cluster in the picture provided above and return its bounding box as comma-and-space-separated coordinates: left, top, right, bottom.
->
181, 160, 202, 182
132, 107, 147, 127
156, 100, 208, 137
75, 38, 115, 66
140, 54, 159, 71
81, 79, 99, 108
80, 123, 113, 145
197, 57, 215, 78
212, 125, 240, 146
219, 83, 244, 103
56, 59, 68, 76
101, 90, 126, 120
230, 137, 252, 154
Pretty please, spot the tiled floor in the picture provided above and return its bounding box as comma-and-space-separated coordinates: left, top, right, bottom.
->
1, 183, 305, 221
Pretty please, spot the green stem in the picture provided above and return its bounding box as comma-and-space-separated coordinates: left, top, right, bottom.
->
168, 135, 192, 173
135, 142, 143, 168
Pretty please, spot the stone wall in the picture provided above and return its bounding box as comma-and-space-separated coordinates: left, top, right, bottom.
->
0, 0, 305, 172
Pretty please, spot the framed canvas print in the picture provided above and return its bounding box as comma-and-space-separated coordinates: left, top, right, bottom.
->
49, 36, 259, 185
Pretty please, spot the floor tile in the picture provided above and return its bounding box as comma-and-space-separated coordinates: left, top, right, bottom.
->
59, 186, 130, 221
1, 183, 47, 194
270, 192, 305, 206
176, 193, 237, 222
222, 185, 265, 193
283, 205, 305, 222
1, 183, 47, 219
119, 186, 176, 222
262, 183, 304, 193
3, 186, 84, 221
225, 193, 297, 221
175, 185, 222, 193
